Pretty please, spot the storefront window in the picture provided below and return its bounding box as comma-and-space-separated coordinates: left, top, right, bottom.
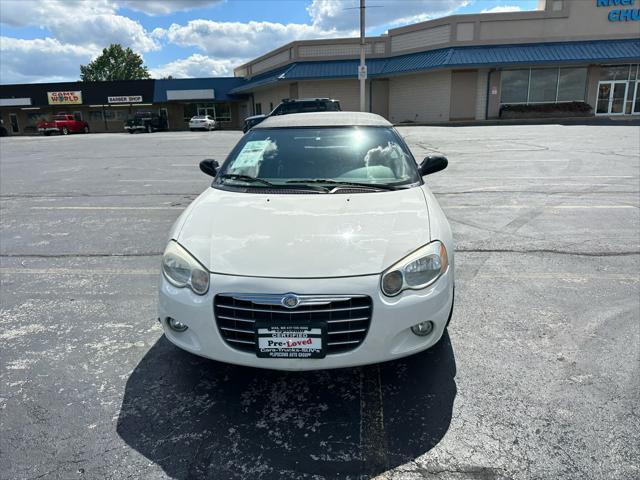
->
529, 69, 558, 103
215, 103, 231, 121
26, 112, 48, 126
183, 103, 198, 122
500, 70, 529, 103
557, 68, 587, 102
600, 65, 630, 81
89, 111, 104, 121
502, 67, 588, 104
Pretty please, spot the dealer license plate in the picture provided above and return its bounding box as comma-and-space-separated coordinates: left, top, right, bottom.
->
256, 324, 326, 359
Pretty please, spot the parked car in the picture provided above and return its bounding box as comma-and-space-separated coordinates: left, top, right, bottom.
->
0, 119, 6, 137
158, 111, 454, 371
124, 112, 167, 133
37, 114, 89, 135
242, 98, 341, 133
189, 115, 217, 131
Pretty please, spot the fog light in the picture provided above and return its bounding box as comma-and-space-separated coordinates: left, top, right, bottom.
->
411, 321, 434, 336
167, 317, 188, 332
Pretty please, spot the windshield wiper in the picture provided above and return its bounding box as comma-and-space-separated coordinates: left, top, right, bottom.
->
286, 179, 399, 191
218, 174, 328, 192
218, 174, 276, 187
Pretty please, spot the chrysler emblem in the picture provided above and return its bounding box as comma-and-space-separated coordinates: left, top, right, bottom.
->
282, 294, 300, 309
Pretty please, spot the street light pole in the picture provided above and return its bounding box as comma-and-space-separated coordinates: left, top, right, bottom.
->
359, 0, 366, 112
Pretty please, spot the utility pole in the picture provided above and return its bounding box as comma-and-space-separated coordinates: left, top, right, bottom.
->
358, 0, 367, 112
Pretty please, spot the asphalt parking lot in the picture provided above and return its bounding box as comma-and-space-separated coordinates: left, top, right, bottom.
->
1, 124, 638, 480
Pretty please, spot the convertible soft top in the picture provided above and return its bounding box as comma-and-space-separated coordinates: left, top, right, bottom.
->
254, 111, 392, 129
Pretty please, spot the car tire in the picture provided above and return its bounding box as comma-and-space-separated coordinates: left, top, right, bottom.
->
190, 128, 195, 132
62, 127, 69, 135
128, 130, 134, 134
83, 126, 89, 134
44, 132, 51, 136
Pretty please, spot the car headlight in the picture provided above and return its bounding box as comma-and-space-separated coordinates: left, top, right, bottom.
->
381, 241, 449, 297
162, 241, 210, 295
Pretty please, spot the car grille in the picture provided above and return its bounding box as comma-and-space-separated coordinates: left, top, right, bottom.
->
214, 294, 373, 355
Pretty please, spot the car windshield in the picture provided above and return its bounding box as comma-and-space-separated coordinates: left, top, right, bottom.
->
217, 127, 421, 189
273, 102, 338, 115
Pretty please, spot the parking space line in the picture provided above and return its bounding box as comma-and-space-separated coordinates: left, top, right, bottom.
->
444, 205, 636, 209
30, 206, 183, 210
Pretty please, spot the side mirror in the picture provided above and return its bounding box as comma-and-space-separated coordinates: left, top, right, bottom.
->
419, 155, 448, 176
199, 159, 219, 177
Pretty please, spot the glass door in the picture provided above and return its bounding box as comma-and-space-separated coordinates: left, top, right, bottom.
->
197, 106, 215, 118
596, 81, 628, 115
632, 81, 640, 115
611, 82, 627, 114
9, 113, 19, 133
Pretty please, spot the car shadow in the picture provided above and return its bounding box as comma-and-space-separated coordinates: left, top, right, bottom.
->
116, 333, 457, 479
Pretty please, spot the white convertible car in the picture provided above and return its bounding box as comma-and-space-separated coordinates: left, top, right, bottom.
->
158, 112, 454, 370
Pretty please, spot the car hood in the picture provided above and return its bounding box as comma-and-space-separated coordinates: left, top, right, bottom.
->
175, 187, 430, 278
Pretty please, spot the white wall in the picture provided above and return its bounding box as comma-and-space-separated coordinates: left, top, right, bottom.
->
253, 84, 290, 114
388, 71, 452, 123
297, 79, 370, 112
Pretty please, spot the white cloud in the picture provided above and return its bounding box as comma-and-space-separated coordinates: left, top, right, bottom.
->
307, 0, 469, 32
158, 19, 342, 58
0, 36, 98, 84
481, 5, 523, 13
116, 0, 223, 15
149, 54, 243, 78
0, 0, 159, 52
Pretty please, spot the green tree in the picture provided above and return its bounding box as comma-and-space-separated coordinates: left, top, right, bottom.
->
80, 44, 150, 81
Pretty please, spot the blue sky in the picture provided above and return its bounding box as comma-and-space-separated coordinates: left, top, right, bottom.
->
0, 0, 537, 84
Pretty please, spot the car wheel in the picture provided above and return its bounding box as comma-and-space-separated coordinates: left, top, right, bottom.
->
83, 126, 89, 134
62, 127, 69, 135
44, 132, 51, 136
128, 130, 134, 134
190, 128, 195, 132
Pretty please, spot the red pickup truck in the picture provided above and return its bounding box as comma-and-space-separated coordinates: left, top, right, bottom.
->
38, 114, 90, 135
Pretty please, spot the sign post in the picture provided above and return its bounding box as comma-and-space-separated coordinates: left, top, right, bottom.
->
359, 0, 366, 112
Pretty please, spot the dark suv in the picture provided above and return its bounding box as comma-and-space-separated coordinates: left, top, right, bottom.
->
124, 112, 167, 133
242, 98, 341, 133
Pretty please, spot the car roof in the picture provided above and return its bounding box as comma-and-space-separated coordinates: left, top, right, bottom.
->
254, 111, 392, 129
282, 98, 337, 102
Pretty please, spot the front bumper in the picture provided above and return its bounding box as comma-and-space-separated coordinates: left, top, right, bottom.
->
157, 269, 454, 371
124, 125, 146, 131
38, 127, 59, 132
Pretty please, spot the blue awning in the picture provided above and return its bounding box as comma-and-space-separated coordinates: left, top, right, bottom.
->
154, 77, 247, 102
230, 38, 640, 93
